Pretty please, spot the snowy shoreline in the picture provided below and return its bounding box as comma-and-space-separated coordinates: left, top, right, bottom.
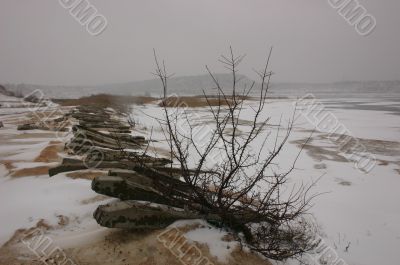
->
0, 93, 399, 265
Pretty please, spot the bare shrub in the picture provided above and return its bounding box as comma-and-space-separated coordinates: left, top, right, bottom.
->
119, 48, 319, 261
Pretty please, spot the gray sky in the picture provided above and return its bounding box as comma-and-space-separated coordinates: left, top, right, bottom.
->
0, 0, 399, 85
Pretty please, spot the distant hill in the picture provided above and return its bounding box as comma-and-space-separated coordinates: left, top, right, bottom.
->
2, 74, 255, 99
2, 76, 400, 99
0, 84, 20, 97
269, 80, 400, 98
96, 73, 257, 97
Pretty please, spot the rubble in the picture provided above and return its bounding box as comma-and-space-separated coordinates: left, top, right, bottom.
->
48, 105, 218, 230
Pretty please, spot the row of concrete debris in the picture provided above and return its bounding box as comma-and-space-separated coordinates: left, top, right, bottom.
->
48, 105, 220, 230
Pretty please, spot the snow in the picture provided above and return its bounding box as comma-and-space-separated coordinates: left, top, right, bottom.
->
0, 141, 49, 161
0, 164, 7, 178
131, 97, 400, 265
0, 94, 112, 248
1, 93, 399, 265
0, 174, 103, 246
12, 161, 58, 169
169, 219, 239, 263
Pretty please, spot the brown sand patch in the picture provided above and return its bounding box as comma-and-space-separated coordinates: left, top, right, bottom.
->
54, 94, 156, 113
66, 170, 107, 180
378, 160, 389, 166
11, 166, 51, 177
1, 219, 52, 248
34, 144, 63, 163
0, 160, 15, 171
230, 246, 271, 265
0, 220, 53, 265
61, 226, 271, 265
0, 222, 271, 265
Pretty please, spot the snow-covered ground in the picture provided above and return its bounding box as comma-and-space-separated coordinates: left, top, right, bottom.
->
131, 97, 400, 265
0, 93, 399, 265
0, 95, 111, 248
0, 94, 254, 265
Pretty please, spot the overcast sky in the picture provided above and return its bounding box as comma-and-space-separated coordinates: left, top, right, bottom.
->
0, 0, 399, 85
